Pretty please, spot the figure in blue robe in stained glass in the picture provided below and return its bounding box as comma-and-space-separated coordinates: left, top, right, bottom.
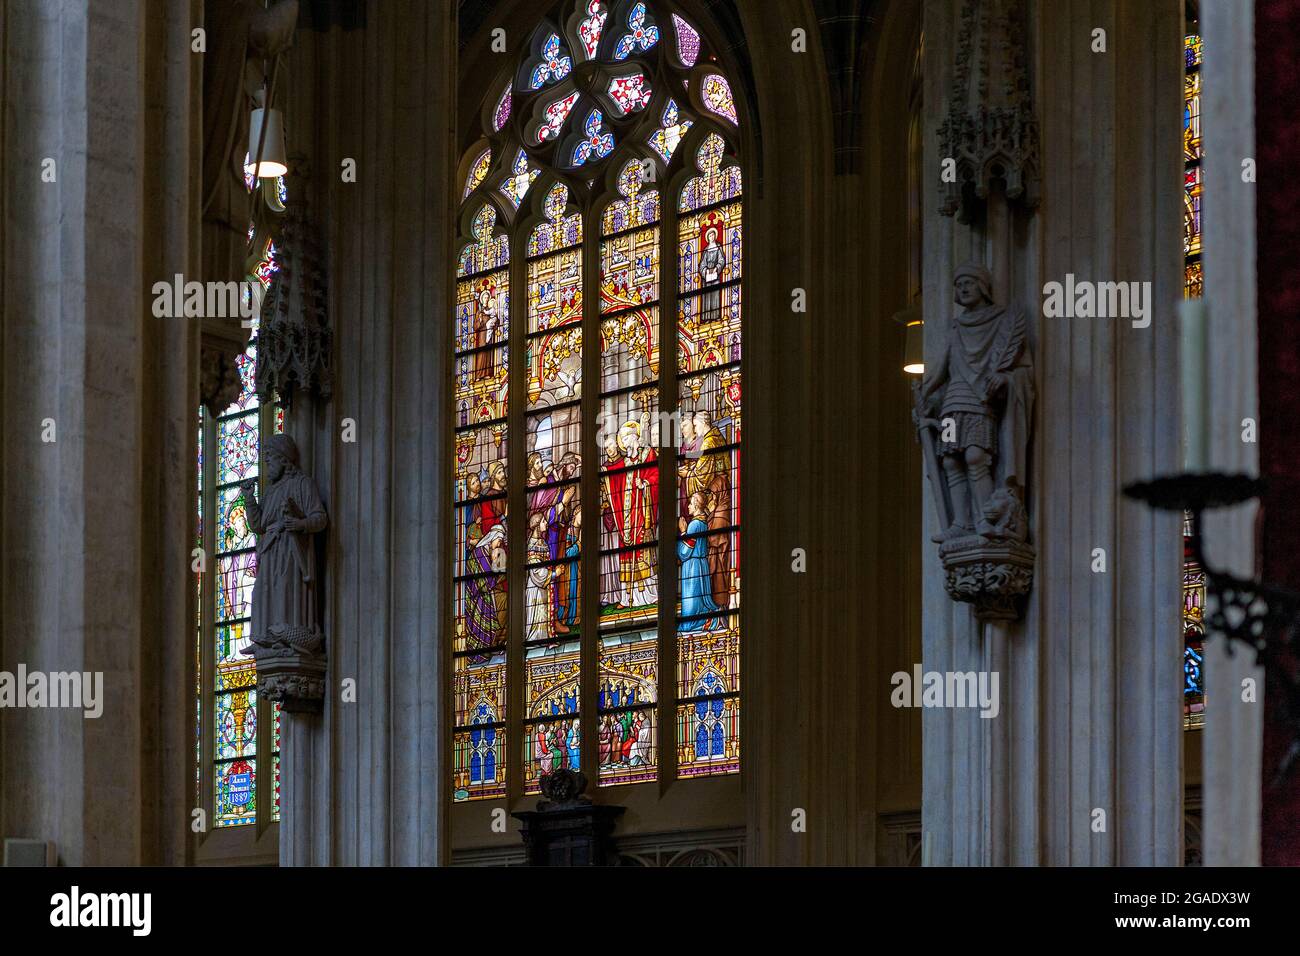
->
677, 492, 723, 631
562, 510, 581, 626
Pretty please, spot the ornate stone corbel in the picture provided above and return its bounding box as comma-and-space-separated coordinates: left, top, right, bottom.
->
937, 0, 1040, 222
914, 263, 1035, 622
254, 160, 332, 410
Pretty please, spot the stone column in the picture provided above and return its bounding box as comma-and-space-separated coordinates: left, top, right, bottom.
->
275, 0, 456, 866
0, 0, 201, 865
921, 0, 1185, 865
1198, 0, 1260, 868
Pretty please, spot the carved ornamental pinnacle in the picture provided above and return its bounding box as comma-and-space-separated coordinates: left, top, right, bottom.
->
255, 161, 333, 410
914, 264, 1035, 622
937, 0, 1040, 222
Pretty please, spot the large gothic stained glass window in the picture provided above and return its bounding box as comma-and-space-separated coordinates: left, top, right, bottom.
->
452, 1, 742, 803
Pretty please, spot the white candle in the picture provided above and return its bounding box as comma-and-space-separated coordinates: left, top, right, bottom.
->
1180, 298, 1208, 472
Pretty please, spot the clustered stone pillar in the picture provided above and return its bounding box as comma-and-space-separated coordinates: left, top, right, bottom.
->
0, 0, 202, 865
921, 0, 1185, 865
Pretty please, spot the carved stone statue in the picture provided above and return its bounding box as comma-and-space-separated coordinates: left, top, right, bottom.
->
914, 263, 1035, 621
240, 433, 329, 710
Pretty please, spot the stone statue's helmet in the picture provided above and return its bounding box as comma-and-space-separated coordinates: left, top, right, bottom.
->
264, 433, 300, 466
953, 262, 994, 303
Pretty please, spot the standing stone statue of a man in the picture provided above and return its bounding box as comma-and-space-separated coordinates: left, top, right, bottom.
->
239, 433, 328, 654
917, 263, 1034, 543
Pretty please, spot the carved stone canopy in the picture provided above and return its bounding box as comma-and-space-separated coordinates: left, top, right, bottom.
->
937, 0, 1040, 222
254, 185, 332, 410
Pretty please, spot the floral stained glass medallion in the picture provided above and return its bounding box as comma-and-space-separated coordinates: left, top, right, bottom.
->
607, 72, 652, 116
577, 1, 607, 60
613, 2, 659, 60
572, 109, 615, 166
530, 33, 574, 89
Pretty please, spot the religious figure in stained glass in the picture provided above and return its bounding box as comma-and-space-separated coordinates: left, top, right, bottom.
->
680, 411, 732, 609
697, 212, 727, 323
464, 524, 508, 659
472, 278, 503, 379
601, 418, 659, 611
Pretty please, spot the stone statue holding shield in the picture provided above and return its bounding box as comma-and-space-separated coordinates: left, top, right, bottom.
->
914, 263, 1036, 621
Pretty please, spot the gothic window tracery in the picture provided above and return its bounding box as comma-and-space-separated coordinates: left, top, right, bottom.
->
453, 1, 742, 802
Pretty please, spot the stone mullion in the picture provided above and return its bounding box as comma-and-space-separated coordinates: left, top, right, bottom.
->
507, 223, 527, 805
660, 181, 681, 785
256, 399, 277, 836
581, 204, 601, 789
199, 407, 218, 842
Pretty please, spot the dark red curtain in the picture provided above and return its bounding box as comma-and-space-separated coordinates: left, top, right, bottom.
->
1257, 0, 1300, 867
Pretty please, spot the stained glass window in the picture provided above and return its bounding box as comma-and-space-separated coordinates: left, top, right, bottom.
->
453, 2, 740, 803
1183, 30, 1203, 299
575, 1, 607, 60
493, 83, 513, 132
204, 322, 287, 826
648, 99, 692, 163
530, 33, 574, 89
1182, 15, 1205, 729
675, 133, 741, 776
672, 13, 700, 67
454, 197, 512, 802
197, 190, 285, 836
701, 74, 738, 125
537, 91, 582, 144
464, 148, 491, 197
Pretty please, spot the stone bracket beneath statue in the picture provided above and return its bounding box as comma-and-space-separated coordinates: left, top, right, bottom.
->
250, 625, 327, 713
940, 535, 1035, 623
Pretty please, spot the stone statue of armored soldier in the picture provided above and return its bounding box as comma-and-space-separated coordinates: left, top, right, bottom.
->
240, 433, 329, 708
914, 263, 1036, 621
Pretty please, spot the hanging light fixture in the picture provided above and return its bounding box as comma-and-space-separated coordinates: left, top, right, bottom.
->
895, 306, 925, 376
246, 95, 288, 179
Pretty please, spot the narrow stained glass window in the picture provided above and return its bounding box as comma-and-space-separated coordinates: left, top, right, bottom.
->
599, 160, 662, 784
675, 133, 741, 776
453, 202, 511, 802
452, 2, 740, 804
1182, 15, 1205, 730
199, 187, 286, 833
